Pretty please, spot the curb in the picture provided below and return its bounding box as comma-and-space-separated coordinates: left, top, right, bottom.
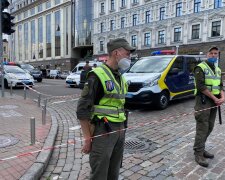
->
20, 108, 58, 180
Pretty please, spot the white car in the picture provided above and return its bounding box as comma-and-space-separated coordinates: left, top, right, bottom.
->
66, 72, 81, 87
0, 65, 34, 88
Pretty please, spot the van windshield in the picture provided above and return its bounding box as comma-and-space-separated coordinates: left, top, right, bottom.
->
128, 56, 174, 73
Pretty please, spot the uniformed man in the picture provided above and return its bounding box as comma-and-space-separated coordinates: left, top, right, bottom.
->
193, 46, 225, 167
76, 38, 135, 180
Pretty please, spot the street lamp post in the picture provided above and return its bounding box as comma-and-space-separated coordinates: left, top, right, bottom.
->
176, 45, 179, 55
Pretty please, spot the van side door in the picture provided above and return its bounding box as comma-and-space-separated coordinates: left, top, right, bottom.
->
165, 56, 189, 93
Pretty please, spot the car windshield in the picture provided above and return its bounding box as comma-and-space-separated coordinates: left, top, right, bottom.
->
21, 64, 34, 70
128, 56, 174, 73
4, 65, 26, 73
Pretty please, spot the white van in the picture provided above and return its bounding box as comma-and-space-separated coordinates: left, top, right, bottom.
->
124, 55, 206, 109
66, 61, 102, 87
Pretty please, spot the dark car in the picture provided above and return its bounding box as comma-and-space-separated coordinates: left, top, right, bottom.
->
30, 69, 43, 82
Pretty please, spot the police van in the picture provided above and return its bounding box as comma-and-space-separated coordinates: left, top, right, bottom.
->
124, 53, 206, 109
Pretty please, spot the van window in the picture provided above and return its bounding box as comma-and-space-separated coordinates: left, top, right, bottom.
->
128, 56, 173, 73
169, 56, 184, 73
186, 57, 199, 74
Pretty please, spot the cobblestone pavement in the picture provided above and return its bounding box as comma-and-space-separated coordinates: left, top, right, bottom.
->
0, 93, 51, 180
41, 97, 225, 180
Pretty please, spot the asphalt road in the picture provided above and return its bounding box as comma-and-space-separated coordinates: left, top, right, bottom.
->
2, 78, 82, 100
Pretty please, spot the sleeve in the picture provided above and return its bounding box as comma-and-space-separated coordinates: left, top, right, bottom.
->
76, 72, 100, 120
194, 66, 207, 93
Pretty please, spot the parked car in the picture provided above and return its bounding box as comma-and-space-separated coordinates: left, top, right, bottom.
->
0, 65, 34, 88
60, 70, 70, 79
65, 72, 80, 87
49, 70, 61, 79
30, 69, 43, 82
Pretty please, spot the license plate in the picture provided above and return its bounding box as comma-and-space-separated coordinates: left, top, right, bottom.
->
22, 81, 29, 84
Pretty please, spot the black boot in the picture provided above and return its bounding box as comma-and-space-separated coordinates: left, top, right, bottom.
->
203, 151, 214, 159
195, 152, 208, 167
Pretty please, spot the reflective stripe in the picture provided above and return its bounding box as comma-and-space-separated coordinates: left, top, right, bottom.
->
207, 86, 221, 90
101, 65, 120, 93
205, 75, 221, 80
103, 94, 125, 99
93, 107, 124, 114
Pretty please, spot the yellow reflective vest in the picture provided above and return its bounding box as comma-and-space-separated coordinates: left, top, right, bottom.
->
91, 64, 128, 122
195, 61, 221, 95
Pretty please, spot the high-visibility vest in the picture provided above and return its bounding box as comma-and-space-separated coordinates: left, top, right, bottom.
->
194, 61, 221, 95
91, 64, 128, 122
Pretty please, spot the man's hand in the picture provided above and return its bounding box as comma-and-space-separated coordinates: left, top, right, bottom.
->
82, 138, 92, 154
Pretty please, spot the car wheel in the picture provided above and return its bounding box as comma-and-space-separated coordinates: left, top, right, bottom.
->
4, 79, 9, 89
156, 91, 169, 110
37, 79, 42, 82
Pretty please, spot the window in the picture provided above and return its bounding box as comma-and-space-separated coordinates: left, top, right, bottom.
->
100, 2, 104, 13
194, 0, 201, 13
121, 17, 125, 29
65, 7, 69, 55
24, 22, 29, 60
121, 0, 126, 7
170, 57, 184, 73
214, 0, 222, 9
18, 14, 21, 21
132, 14, 138, 26
55, 11, 61, 56
158, 30, 165, 44
100, 41, 104, 51
132, 0, 138, 3
24, 11, 28, 18
38, 4, 42, 12
18, 25, 22, 61
211, 21, 221, 37
160, 7, 165, 20
46, 14, 51, 57
144, 33, 151, 46
30, 8, 35, 16
174, 27, 181, 42
31, 20, 36, 60
46, 1, 51, 9
110, 20, 115, 31
111, 0, 115, 10
145, 10, 151, 23
3, 47, 6, 53
187, 57, 199, 74
100, 22, 104, 33
176, 3, 182, 17
192, 24, 200, 39
55, 0, 60, 5
38, 17, 43, 58
131, 35, 137, 47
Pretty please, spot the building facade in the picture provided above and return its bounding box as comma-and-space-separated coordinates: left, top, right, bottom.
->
92, 0, 225, 69
3, 39, 9, 62
9, 0, 94, 70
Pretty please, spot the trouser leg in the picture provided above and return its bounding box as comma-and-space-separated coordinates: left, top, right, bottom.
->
107, 125, 125, 180
89, 123, 119, 180
207, 107, 217, 138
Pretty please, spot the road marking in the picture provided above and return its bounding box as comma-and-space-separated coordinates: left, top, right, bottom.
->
53, 176, 63, 180
52, 101, 66, 104
0, 110, 23, 118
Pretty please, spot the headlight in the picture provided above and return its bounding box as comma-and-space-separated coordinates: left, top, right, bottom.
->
143, 75, 161, 87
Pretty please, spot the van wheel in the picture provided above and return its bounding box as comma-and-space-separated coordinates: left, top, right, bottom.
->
156, 91, 169, 110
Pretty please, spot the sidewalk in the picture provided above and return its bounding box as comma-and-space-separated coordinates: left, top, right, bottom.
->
0, 92, 54, 180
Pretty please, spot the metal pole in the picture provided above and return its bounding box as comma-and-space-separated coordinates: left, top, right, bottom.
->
0, 2, 5, 98
24, 86, 26, 100
42, 106, 46, 125
30, 117, 35, 145
38, 93, 41, 107
10, 82, 12, 96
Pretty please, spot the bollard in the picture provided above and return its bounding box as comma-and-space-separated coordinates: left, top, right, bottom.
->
38, 93, 41, 107
10, 82, 13, 96
42, 106, 46, 125
24, 86, 27, 100
42, 99, 47, 125
30, 117, 35, 145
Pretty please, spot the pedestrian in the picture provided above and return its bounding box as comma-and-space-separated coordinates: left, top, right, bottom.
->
193, 46, 225, 167
83, 60, 92, 71
93, 63, 97, 68
76, 38, 135, 180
